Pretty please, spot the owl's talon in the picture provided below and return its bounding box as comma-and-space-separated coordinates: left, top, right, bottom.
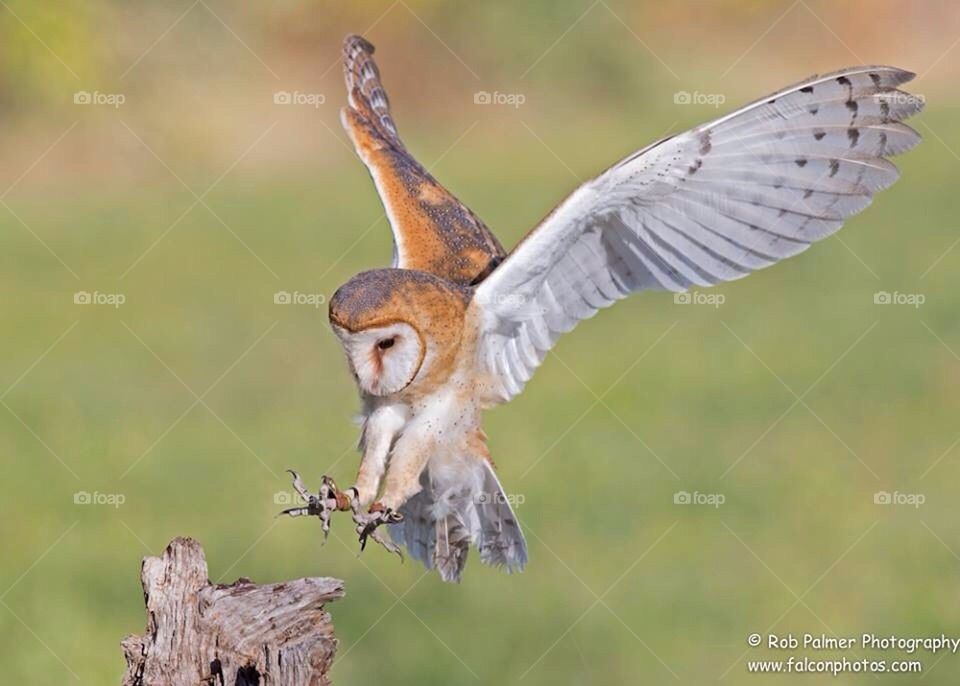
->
279, 471, 353, 540
354, 505, 404, 560
287, 469, 313, 502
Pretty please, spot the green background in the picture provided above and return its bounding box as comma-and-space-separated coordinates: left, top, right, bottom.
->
2, 1, 959, 683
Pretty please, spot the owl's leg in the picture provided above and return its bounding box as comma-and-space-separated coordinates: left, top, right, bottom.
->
335, 407, 410, 556
280, 408, 407, 542
352, 429, 432, 556
348, 404, 409, 506
377, 436, 432, 512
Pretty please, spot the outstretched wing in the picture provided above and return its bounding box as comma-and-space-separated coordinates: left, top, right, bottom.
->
340, 35, 505, 285
473, 66, 923, 404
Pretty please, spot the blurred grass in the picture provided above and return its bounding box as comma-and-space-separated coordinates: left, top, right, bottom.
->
2, 1, 960, 684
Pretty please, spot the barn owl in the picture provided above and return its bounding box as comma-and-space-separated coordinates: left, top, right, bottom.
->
281, 35, 922, 582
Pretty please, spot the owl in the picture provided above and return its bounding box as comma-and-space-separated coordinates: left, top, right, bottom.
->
281, 35, 923, 582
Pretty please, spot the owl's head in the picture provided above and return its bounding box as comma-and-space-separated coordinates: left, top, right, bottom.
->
328, 269, 470, 397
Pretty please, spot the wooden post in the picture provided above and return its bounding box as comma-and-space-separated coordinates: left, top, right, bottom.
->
121, 537, 344, 686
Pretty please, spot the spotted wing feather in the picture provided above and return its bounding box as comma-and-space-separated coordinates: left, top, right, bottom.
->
474, 66, 923, 403
343, 34, 402, 147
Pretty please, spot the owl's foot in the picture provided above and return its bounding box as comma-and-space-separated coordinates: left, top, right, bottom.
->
353, 502, 404, 559
278, 470, 354, 541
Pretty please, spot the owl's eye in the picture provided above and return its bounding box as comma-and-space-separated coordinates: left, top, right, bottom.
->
339, 322, 422, 396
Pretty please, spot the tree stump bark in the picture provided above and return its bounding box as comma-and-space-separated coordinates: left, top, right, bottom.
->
121, 537, 344, 686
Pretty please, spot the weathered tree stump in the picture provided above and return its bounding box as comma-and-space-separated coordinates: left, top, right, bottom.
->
121, 537, 344, 686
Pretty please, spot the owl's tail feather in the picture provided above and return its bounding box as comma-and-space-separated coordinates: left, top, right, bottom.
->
389, 460, 527, 583
473, 460, 528, 574
433, 514, 472, 583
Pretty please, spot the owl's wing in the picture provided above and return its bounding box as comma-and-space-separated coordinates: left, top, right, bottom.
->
340, 35, 505, 285
473, 66, 923, 404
